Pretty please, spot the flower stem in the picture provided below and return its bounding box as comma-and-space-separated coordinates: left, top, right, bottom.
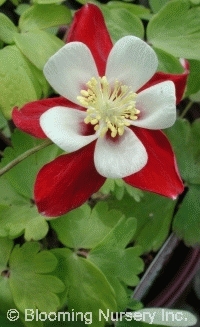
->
180, 101, 193, 118
0, 139, 52, 177
132, 233, 179, 301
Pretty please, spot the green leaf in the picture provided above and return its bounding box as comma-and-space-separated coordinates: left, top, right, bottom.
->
190, 0, 200, 3
0, 175, 28, 207
173, 185, 200, 246
0, 45, 39, 119
14, 30, 64, 69
149, 0, 170, 13
0, 204, 49, 241
19, 4, 71, 32
101, 6, 144, 43
190, 89, 200, 102
1, 130, 61, 199
0, 275, 15, 314
0, 43, 50, 118
52, 248, 117, 327
100, 178, 143, 202
0, 0, 6, 5
0, 237, 13, 271
15, 4, 31, 16
26, 60, 51, 98
90, 216, 137, 253
89, 217, 143, 281
0, 133, 57, 241
127, 298, 143, 311
0, 314, 24, 327
105, 2, 151, 20
51, 202, 123, 249
153, 47, 184, 73
185, 60, 200, 96
89, 217, 144, 310
107, 192, 176, 253
165, 119, 200, 185
0, 237, 15, 313
11, 0, 19, 5
147, 0, 200, 60
0, 13, 18, 44
47, 248, 69, 309
9, 242, 65, 313
132, 195, 176, 253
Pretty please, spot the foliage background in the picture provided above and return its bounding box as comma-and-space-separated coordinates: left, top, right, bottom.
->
0, 0, 200, 326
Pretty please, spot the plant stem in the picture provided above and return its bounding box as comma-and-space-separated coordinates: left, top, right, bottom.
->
132, 233, 179, 301
180, 101, 193, 118
0, 139, 52, 177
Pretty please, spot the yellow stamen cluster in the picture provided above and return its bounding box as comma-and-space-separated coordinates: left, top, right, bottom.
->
77, 76, 140, 138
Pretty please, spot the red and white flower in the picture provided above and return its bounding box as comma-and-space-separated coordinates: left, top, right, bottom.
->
13, 4, 188, 217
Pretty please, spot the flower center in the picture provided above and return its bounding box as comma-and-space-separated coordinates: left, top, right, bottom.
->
77, 76, 140, 138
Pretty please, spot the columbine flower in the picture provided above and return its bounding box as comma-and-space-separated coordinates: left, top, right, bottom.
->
13, 4, 188, 217
41, 36, 175, 178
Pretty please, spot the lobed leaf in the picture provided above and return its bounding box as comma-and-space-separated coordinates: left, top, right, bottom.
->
185, 59, 200, 96
100, 178, 143, 202
105, 2, 150, 20
89, 217, 144, 309
0, 131, 64, 240
0, 238, 15, 313
173, 185, 200, 246
107, 192, 176, 253
1, 130, 62, 199
0, 204, 49, 241
52, 248, 117, 327
101, 5, 144, 43
89, 217, 143, 278
9, 242, 65, 313
51, 202, 123, 249
19, 4, 71, 32
165, 119, 200, 185
0, 314, 24, 326
149, 0, 170, 13
14, 30, 64, 70
153, 47, 184, 74
0, 13, 18, 44
0, 46, 39, 119
0, 237, 13, 271
147, 0, 200, 60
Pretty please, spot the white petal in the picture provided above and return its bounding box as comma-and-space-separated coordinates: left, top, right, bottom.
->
94, 127, 147, 178
131, 81, 176, 129
105, 36, 158, 92
40, 107, 98, 152
43, 43, 99, 104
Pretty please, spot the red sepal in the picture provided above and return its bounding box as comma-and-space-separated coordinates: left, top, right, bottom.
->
124, 128, 184, 198
34, 141, 106, 217
12, 97, 83, 138
66, 4, 113, 76
141, 69, 189, 104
